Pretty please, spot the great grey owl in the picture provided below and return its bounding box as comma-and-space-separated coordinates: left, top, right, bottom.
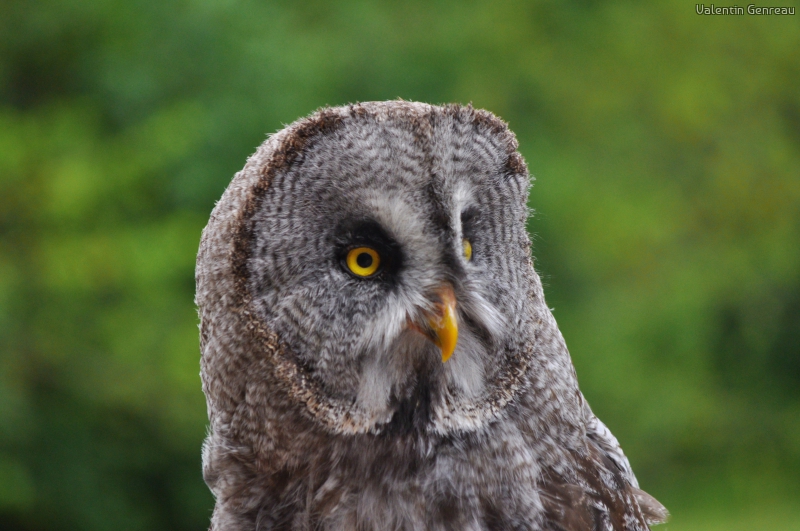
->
196, 101, 668, 531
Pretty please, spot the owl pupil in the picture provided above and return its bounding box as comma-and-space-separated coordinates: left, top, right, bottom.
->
356, 253, 373, 268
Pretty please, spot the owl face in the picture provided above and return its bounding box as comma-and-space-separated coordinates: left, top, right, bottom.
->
233, 103, 537, 436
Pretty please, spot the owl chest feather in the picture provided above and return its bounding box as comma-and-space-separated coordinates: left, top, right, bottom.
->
232, 417, 650, 531
251, 425, 534, 530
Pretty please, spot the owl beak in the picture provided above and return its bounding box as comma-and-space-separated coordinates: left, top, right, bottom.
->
408, 285, 459, 362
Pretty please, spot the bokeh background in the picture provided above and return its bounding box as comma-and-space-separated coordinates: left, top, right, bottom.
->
1, 0, 798, 529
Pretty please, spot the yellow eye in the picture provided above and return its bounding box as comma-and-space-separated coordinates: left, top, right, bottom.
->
462, 238, 472, 261
346, 247, 381, 277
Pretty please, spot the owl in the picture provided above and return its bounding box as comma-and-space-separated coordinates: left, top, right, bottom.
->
196, 101, 668, 531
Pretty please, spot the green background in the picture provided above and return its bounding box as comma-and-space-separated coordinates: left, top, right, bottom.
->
1, 1, 798, 529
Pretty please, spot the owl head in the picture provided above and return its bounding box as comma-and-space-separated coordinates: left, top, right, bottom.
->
197, 102, 568, 448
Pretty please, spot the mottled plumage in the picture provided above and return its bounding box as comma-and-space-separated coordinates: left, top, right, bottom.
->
196, 101, 667, 531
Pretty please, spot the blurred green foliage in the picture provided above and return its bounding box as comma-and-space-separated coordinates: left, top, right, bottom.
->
0, 1, 798, 529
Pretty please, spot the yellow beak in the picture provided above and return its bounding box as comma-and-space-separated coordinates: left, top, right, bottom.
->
409, 285, 459, 362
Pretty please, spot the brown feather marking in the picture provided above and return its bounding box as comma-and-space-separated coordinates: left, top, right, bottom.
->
539, 480, 594, 531
540, 440, 661, 530
632, 488, 669, 526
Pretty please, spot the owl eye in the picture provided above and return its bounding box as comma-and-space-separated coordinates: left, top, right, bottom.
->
346, 247, 381, 277
462, 238, 472, 261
